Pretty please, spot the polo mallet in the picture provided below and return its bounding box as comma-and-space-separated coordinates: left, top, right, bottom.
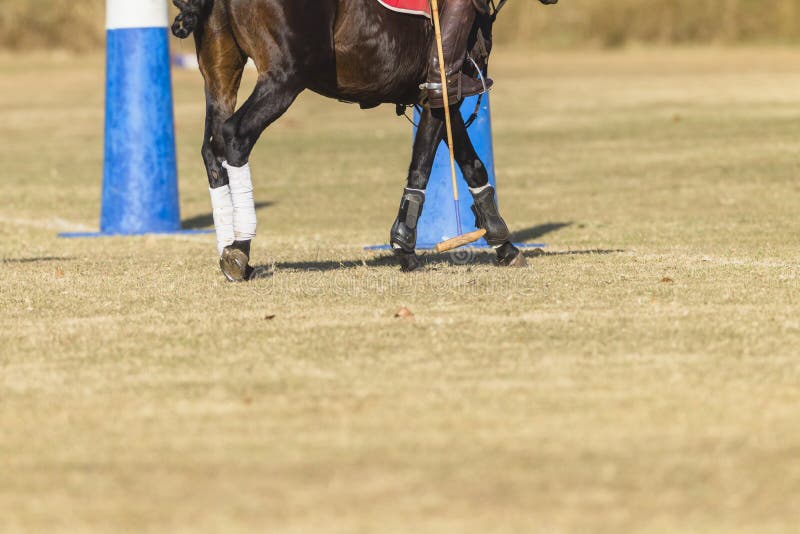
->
429, 0, 487, 254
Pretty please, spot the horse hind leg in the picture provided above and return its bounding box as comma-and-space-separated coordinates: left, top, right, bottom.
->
448, 108, 526, 268
390, 107, 445, 272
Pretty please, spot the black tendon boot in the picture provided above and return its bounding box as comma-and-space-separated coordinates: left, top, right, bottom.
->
471, 186, 527, 267
423, 0, 492, 108
390, 188, 425, 272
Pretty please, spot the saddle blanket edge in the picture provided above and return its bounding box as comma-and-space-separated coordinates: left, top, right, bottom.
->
377, 0, 432, 18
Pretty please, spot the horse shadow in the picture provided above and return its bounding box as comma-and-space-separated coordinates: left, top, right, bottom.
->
510, 222, 573, 243
265, 248, 623, 274
1, 256, 75, 264
255, 221, 623, 273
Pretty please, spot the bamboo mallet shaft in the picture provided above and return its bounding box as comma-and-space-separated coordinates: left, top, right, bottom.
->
430, 0, 458, 204
435, 229, 487, 253
430, 0, 485, 252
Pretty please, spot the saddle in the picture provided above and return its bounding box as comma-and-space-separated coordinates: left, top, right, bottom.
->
376, 0, 490, 18
360, 0, 493, 110
376, 0, 431, 18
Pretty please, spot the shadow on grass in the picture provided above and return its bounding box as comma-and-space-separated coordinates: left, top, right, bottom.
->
511, 222, 573, 243
182, 201, 274, 230
1, 256, 75, 264
266, 248, 624, 273
265, 221, 619, 272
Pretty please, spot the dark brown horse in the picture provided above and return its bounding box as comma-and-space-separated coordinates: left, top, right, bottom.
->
172, 0, 557, 280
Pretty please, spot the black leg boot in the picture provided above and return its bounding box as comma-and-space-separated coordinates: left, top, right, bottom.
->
390, 188, 425, 272
471, 186, 527, 267
423, 0, 493, 109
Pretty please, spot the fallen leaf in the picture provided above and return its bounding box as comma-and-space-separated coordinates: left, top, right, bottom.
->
394, 307, 415, 320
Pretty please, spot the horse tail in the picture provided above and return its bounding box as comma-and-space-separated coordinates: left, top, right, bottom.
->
171, 0, 210, 39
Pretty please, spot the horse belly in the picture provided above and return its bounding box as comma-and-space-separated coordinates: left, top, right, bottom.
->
323, 1, 430, 105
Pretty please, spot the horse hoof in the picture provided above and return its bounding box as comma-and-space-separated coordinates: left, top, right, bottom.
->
220, 247, 252, 282
498, 247, 527, 268
507, 251, 528, 268
396, 251, 423, 272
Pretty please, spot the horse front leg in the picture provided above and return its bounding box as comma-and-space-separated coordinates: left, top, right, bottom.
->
390, 106, 445, 272
449, 108, 526, 268
196, 21, 248, 279
219, 68, 302, 281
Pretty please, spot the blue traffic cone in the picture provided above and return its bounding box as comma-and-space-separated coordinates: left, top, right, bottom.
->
368, 94, 544, 251
415, 94, 496, 248
62, 0, 207, 238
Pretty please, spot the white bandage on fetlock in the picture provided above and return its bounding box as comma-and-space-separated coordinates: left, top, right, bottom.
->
469, 184, 492, 195
223, 161, 257, 241
209, 185, 235, 256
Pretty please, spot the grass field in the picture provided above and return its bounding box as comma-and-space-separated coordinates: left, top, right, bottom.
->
2, 47, 800, 532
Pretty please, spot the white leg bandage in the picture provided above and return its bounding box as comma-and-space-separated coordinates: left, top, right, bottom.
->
223, 161, 257, 241
209, 185, 235, 256
469, 184, 492, 195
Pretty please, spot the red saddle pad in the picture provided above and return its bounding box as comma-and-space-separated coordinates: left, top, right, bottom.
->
377, 0, 431, 18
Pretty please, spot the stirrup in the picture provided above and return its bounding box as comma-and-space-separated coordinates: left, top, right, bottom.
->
420, 57, 490, 94
420, 82, 443, 91
467, 55, 489, 95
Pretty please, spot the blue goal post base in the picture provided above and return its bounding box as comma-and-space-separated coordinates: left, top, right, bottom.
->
78, 1, 190, 240
59, 229, 214, 239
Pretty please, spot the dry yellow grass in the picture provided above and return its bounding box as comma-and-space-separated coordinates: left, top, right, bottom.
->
1, 47, 800, 532
497, 0, 800, 47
